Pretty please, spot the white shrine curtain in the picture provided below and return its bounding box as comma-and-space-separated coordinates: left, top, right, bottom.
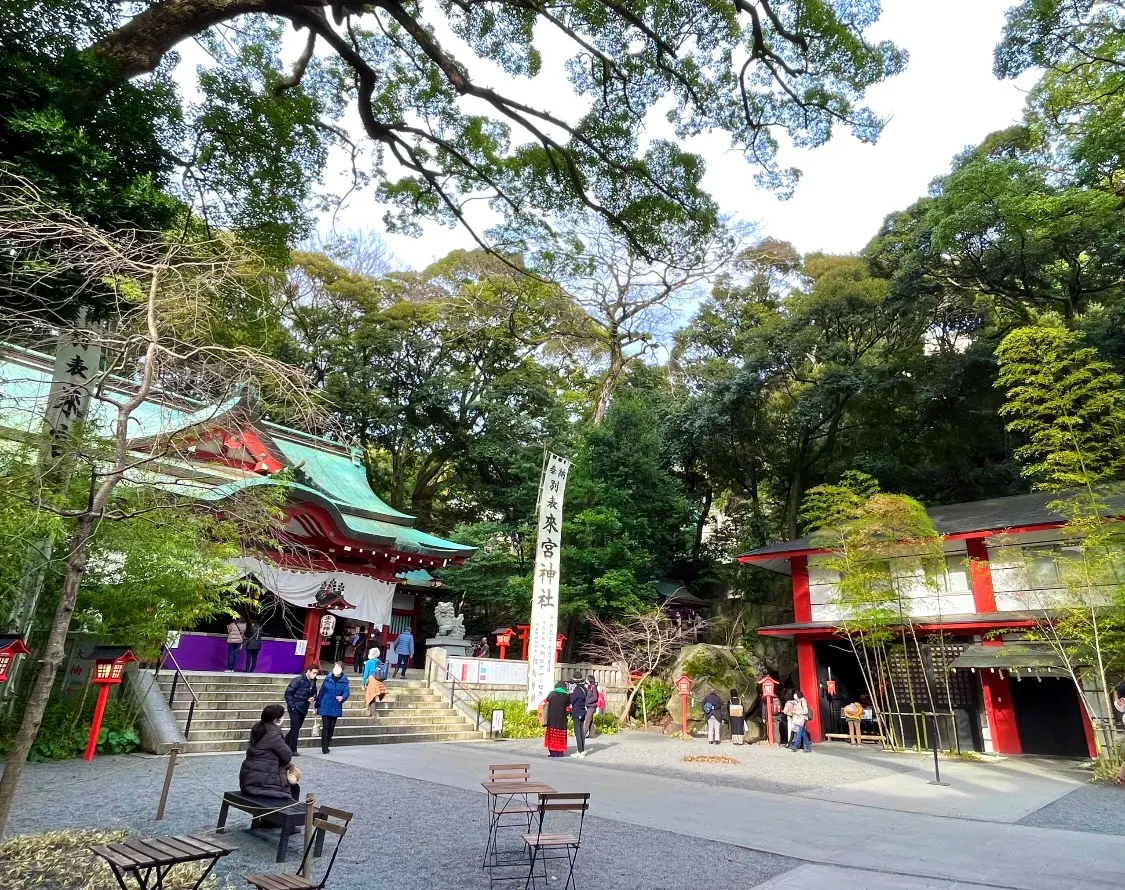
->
228, 556, 396, 628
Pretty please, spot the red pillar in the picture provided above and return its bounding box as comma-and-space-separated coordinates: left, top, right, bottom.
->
84, 685, 111, 762
979, 658, 1022, 755
796, 639, 822, 742
1080, 697, 1098, 758
791, 556, 812, 623
966, 539, 1021, 753
966, 537, 998, 612
302, 608, 324, 669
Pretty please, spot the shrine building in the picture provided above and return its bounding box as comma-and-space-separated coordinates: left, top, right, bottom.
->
0, 345, 475, 673
739, 491, 1125, 758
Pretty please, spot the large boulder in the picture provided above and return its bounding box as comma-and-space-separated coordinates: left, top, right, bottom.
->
665, 644, 771, 738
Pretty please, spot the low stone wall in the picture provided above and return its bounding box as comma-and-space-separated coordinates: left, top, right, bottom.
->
425, 647, 629, 711
461, 683, 629, 709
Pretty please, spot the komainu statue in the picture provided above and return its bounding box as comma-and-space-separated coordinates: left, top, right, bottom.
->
434, 601, 466, 638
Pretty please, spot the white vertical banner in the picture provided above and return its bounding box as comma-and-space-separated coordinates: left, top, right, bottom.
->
526, 452, 571, 710
41, 314, 102, 462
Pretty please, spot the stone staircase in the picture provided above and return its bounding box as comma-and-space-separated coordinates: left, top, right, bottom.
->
150, 671, 487, 754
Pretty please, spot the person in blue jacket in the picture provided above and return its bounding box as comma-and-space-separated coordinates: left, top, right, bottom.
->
391, 629, 414, 679
316, 661, 350, 754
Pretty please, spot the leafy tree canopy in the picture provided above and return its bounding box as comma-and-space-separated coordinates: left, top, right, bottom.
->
23, 0, 906, 262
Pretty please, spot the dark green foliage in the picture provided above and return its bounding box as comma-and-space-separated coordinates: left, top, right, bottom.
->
0, 695, 140, 762
633, 678, 673, 720
481, 698, 543, 738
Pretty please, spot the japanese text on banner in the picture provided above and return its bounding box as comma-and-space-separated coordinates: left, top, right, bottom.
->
526, 453, 570, 710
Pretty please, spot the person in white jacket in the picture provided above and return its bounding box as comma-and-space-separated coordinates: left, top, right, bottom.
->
788, 691, 812, 753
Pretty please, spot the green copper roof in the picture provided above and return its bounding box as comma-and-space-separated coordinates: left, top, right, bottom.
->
1, 349, 475, 560
270, 436, 412, 524
342, 514, 475, 555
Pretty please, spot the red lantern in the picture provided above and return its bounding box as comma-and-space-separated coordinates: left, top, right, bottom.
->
555, 634, 567, 655
759, 675, 780, 745
675, 675, 694, 735
0, 636, 31, 684
493, 627, 515, 660
85, 647, 137, 762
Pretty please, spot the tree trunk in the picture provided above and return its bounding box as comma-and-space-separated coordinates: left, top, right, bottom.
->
691, 486, 713, 562
90, 0, 356, 85
0, 514, 96, 837
592, 345, 626, 424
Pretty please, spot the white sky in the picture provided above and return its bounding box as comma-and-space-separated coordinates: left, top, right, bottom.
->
315, 0, 1038, 270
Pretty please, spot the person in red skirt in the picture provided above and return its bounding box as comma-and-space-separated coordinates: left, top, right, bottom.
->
542, 682, 571, 758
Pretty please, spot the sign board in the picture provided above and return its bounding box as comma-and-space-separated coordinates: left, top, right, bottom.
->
675, 675, 694, 696
759, 676, 778, 698
526, 453, 570, 710
449, 657, 481, 684
295, 640, 308, 656
165, 631, 182, 650
480, 660, 528, 685
449, 657, 529, 686
491, 708, 505, 737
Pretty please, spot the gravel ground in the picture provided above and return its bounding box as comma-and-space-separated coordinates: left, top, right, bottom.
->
483, 732, 917, 796
1017, 783, 1125, 835
4, 751, 799, 890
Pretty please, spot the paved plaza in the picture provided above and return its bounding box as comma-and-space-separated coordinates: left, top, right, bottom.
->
6, 732, 1125, 889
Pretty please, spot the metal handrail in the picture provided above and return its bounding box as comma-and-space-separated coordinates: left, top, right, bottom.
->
156, 646, 199, 739
434, 662, 488, 731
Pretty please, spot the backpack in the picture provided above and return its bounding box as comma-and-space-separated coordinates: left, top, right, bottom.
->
703, 699, 717, 718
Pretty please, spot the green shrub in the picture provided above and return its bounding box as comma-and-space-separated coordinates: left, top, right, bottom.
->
0, 694, 141, 762
482, 699, 544, 738
632, 678, 672, 720
593, 712, 620, 735
1093, 744, 1122, 782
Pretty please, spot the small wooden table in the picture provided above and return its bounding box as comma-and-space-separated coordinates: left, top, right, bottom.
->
91, 834, 237, 890
482, 781, 556, 870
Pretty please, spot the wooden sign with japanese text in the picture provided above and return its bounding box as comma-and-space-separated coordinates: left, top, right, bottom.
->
526, 452, 570, 710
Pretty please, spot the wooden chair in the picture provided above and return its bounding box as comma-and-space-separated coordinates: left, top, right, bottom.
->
245, 806, 352, 890
489, 763, 532, 783
522, 793, 590, 890
484, 764, 536, 870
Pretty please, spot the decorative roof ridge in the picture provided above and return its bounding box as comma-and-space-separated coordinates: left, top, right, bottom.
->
259, 418, 357, 458
0, 343, 213, 416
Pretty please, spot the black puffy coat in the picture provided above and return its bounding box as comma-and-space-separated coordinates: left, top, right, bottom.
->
285, 675, 317, 715
239, 722, 293, 799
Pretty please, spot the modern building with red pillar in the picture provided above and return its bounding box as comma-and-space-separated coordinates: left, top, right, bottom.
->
738, 491, 1123, 757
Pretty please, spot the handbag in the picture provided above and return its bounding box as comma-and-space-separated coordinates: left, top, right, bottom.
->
286, 765, 302, 785
537, 701, 548, 727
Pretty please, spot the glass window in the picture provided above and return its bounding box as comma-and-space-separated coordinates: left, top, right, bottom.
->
942, 555, 971, 593
1027, 546, 1062, 589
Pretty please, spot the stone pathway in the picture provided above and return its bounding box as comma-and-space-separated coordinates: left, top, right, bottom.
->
5, 731, 1124, 889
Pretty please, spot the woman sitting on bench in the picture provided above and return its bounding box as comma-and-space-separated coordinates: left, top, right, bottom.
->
240, 704, 301, 802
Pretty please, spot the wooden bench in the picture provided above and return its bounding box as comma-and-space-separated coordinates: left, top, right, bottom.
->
217, 792, 315, 863
825, 732, 885, 744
